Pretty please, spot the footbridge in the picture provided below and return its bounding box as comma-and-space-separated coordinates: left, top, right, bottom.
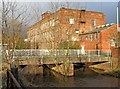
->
14, 56, 110, 65
11, 49, 111, 76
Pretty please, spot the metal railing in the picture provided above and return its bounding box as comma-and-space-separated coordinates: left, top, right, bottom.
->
9, 49, 112, 58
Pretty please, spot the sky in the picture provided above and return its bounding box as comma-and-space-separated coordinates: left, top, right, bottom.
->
28, 2, 118, 25
119, 1, 120, 24
9, 0, 120, 2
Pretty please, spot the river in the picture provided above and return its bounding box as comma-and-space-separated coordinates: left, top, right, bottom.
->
21, 67, 120, 87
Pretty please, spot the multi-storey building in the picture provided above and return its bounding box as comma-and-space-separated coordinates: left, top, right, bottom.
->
27, 8, 106, 49
79, 24, 118, 53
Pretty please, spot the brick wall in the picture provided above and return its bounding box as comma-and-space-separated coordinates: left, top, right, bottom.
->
101, 25, 117, 51
111, 47, 120, 57
79, 25, 117, 52
28, 8, 106, 49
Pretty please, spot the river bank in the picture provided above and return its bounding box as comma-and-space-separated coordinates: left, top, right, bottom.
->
89, 59, 120, 78
90, 67, 120, 78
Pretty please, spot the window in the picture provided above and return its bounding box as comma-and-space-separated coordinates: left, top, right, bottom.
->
52, 19, 55, 26
69, 18, 74, 24
46, 22, 49, 27
66, 29, 69, 34
50, 20, 52, 26
110, 39, 115, 46
91, 20, 96, 27
91, 34, 94, 40
90, 35, 92, 40
86, 36, 88, 40
75, 29, 79, 34
87, 35, 90, 40
45, 23, 47, 28
95, 33, 98, 39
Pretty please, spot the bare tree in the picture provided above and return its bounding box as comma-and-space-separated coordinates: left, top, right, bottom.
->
2, 1, 30, 64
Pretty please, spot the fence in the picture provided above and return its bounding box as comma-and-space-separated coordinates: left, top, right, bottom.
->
9, 49, 112, 58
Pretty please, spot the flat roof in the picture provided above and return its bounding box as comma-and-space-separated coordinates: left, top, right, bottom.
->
79, 24, 116, 35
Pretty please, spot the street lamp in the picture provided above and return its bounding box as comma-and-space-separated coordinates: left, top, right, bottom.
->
24, 39, 28, 42
24, 38, 28, 49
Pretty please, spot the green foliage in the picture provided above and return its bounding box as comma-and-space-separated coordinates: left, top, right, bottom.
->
59, 41, 79, 49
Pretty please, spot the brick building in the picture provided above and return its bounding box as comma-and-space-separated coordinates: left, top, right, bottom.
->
79, 24, 117, 53
27, 8, 106, 49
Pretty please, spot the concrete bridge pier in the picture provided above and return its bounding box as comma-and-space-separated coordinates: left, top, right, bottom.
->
46, 63, 74, 77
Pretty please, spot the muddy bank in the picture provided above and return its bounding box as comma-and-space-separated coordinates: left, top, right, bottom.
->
90, 67, 120, 78
102, 70, 120, 78
89, 62, 120, 78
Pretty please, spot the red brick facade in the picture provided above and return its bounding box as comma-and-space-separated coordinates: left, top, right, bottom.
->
111, 47, 120, 57
27, 8, 106, 49
79, 24, 118, 52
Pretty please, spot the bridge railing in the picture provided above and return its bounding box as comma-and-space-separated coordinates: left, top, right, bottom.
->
10, 49, 112, 59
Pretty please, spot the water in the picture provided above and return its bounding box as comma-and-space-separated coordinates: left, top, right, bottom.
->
21, 67, 120, 87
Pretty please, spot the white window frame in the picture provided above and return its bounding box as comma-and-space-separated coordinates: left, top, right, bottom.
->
69, 18, 74, 24
91, 20, 96, 26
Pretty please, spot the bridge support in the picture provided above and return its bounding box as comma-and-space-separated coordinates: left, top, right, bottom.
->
47, 63, 74, 76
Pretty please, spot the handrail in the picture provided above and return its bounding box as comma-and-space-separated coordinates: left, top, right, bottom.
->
7, 70, 23, 89
11, 49, 112, 57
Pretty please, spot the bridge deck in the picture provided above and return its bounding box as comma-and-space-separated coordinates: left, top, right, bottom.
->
14, 56, 110, 65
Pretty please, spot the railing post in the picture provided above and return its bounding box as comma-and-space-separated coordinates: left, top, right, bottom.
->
7, 70, 9, 89
41, 56, 43, 65
88, 50, 90, 62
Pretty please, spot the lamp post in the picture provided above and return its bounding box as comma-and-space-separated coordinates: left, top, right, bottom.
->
24, 38, 29, 57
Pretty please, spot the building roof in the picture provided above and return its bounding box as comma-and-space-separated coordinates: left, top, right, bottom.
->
28, 7, 105, 32
41, 11, 52, 16
60, 8, 104, 15
79, 23, 115, 35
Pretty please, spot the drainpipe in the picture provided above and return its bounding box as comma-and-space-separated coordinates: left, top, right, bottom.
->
99, 31, 102, 56
116, 6, 119, 48
117, 6, 119, 32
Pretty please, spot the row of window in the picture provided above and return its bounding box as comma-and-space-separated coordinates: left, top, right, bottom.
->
66, 28, 79, 34
39, 29, 60, 41
80, 33, 98, 41
66, 17, 96, 27
40, 19, 59, 30
29, 17, 96, 37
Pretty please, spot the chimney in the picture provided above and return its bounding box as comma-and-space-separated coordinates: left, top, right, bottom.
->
41, 11, 52, 19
